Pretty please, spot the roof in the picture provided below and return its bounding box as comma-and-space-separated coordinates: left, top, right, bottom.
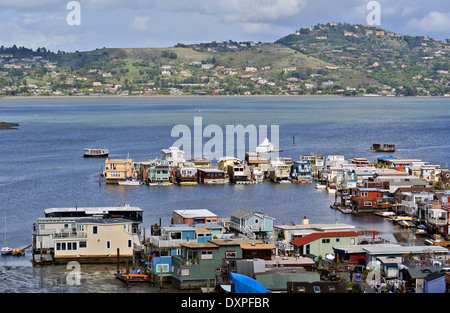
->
180, 242, 218, 249
44, 205, 143, 214
240, 243, 276, 250
290, 231, 361, 247
173, 209, 218, 218
77, 218, 134, 225
274, 223, 355, 231
231, 208, 275, 220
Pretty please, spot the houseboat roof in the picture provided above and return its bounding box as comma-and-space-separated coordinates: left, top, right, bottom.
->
231, 208, 276, 220
44, 205, 143, 215
180, 242, 218, 249
240, 243, 276, 250
274, 223, 355, 232
76, 218, 134, 225
173, 209, 218, 218
334, 244, 449, 255
198, 168, 224, 173
290, 231, 361, 247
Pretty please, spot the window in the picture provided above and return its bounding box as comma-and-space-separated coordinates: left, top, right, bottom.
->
179, 268, 190, 276
109, 172, 121, 178
201, 250, 213, 260
364, 201, 372, 207
336, 238, 340, 242
93, 226, 98, 234
79, 241, 87, 248
313, 286, 321, 293
106, 240, 111, 249
128, 240, 132, 248
225, 251, 237, 258
350, 238, 356, 245
328, 286, 336, 292
322, 239, 330, 244
156, 264, 169, 273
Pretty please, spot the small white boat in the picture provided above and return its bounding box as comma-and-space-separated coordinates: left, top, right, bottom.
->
315, 184, 327, 189
327, 187, 336, 194
374, 211, 396, 218
118, 180, 142, 186
1, 247, 12, 255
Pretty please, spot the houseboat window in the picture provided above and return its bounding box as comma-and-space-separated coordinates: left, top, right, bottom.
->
364, 201, 372, 207
350, 238, 356, 245
79, 241, 87, 248
78, 225, 85, 232
328, 286, 336, 292
336, 238, 340, 242
361, 192, 368, 197
322, 239, 330, 244
40, 224, 45, 230
156, 264, 169, 273
179, 268, 190, 277
313, 286, 321, 293
61, 242, 66, 250
170, 232, 182, 240
201, 250, 214, 260
128, 240, 132, 248
56, 243, 61, 250
93, 226, 98, 234
187, 250, 198, 260
225, 251, 237, 258
297, 286, 306, 292
255, 219, 259, 224
106, 240, 111, 249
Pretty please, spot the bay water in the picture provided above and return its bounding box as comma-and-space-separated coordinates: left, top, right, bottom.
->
0, 96, 448, 292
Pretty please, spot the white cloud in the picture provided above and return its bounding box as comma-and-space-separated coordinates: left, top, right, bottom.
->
130, 16, 150, 31
407, 11, 450, 33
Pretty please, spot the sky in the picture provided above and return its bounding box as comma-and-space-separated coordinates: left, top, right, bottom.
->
0, 0, 449, 52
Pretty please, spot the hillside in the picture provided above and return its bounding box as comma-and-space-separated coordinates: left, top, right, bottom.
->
0, 23, 448, 97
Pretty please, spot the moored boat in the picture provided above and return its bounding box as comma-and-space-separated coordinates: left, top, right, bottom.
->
315, 184, 327, 189
84, 148, 109, 157
118, 179, 142, 186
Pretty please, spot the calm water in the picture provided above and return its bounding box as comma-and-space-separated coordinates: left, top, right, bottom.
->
0, 96, 448, 292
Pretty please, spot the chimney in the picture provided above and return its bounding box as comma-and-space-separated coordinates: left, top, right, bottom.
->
302, 216, 309, 225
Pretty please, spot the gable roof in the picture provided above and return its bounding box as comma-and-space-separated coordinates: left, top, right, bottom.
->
231, 208, 275, 220
290, 231, 361, 247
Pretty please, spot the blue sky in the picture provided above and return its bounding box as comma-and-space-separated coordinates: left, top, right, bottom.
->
0, 0, 448, 52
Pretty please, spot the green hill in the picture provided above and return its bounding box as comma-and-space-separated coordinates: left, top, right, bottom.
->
0, 23, 448, 97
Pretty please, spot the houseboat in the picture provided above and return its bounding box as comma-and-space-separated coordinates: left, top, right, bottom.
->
227, 161, 252, 184
370, 143, 396, 152
197, 168, 226, 184
268, 159, 292, 183
147, 159, 171, 185
251, 167, 264, 183
161, 146, 185, 167
83, 148, 109, 158
175, 166, 198, 185
291, 159, 312, 183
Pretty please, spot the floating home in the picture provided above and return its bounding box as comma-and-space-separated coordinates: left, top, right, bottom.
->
229, 209, 275, 239
172, 209, 219, 225
197, 168, 226, 184
146, 159, 171, 184
268, 158, 292, 183
175, 165, 198, 185
32, 205, 143, 265
161, 146, 185, 167
226, 160, 252, 184
291, 159, 312, 183
104, 158, 136, 184
370, 143, 396, 152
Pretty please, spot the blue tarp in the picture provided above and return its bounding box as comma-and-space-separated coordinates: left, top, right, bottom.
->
230, 272, 272, 293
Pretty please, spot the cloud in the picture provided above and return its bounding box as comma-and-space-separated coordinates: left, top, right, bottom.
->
407, 11, 450, 33
130, 16, 150, 31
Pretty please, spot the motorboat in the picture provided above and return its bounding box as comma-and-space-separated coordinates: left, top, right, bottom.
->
315, 184, 327, 189
118, 180, 142, 186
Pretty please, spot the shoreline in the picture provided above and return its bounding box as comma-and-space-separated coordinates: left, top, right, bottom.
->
0, 121, 19, 129
0, 94, 449, 101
